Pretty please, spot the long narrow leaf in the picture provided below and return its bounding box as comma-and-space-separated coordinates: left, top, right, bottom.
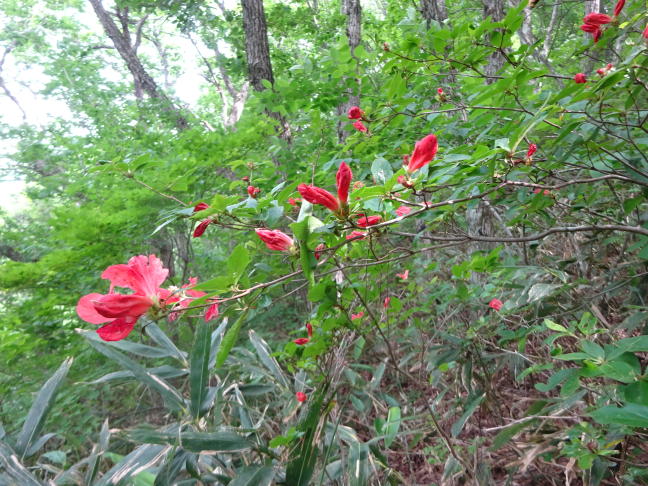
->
215, 308, 251, 368
15, 357, 73, 459
230, 465, 274, 486
82, 333, 185, 412
95, 444, 170, 486
0, 442, 42, 485
208, 318, 229, 369
249, 330, 289, 388
129, 429, 253, 453
83, 331, 177, 358
144, 322, 188, 363
190, 321, 212, 418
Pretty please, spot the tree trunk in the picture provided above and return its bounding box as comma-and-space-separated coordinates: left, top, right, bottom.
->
87, 0, 188, 129
482, 0, 505, 83
420, 0, 447, 26
337, 0, 361, 144
518, 0, 534, 45
240, 0, 291, 142
585, 0, 602, 15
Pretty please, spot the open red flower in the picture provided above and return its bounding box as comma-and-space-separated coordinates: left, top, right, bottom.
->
255, 228, 294, 251
168, 277, 219, 322
77, 255, 170, 341
395, 206, 411, 217
574, 73, 587, 84
348, 106, 364, 119
357, 215, 381, 227
353, 121, 368, 133
407, 134, 438, 173
396, 269, 409, 281
351, 311, 364, 320
296, 392, 307, 402
488, 298, 503, 311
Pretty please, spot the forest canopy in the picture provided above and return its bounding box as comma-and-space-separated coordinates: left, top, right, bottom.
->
1, 0, 647, 484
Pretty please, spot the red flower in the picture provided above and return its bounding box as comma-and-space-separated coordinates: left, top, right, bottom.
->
346, 231, 367, 240
580, 23, 599, 33
488, 298, 503, 311
76, 255, 170, 341
296, 392, 307, 402
205, 302, 219, 321
247, 186, 260, 198
437, 87, 444, 95
306, 322, 313, 337
314, 243, 326, 260
353, 121, 368, 133
348, 106, 364, 119
351, 311, 364, 320
383, 296, 391, 309
293, 338, 310, 345
396, 269, 409, 281
574, 73, 587, 84
395, 205, 411, 217
526, 144, 537, 162
168, 277, 219, 322
644, 24, 648, 39
193, 202, 209, 212
255, 228, 294, 251
583, 13, 612, 26
336, 162, 352, 205
288, 197, 301, 206
407, 134, 438, 173
298, 184, 340, 212
193, 219, 211, 238
613, 0, 625, 17
357, 215, 381, 227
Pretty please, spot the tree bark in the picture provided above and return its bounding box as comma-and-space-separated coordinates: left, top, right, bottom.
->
240, 0, 291, 142
482, 0, 505, 83
420, 0, 447, 26
337, 0, 361, 143
87, 0, 188, 129
518, 0, 534, 45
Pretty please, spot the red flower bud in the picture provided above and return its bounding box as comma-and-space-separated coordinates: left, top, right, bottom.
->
255, 228, 294, 251
314, 243, 326, 260
526, 144, 537, 158
298, 184, 340, 212
583, 13, 612, 26
247, 186, 260, 198
336, 162, 352, 205
395, 206, 411, 217
346, 231, 366, 240
383, 296, 391, 309
353, 120, 368, 133
193, 202, 209, 213
407, 134, 438, 173
351, 311, 364, 320
347, 106, 364, 120
644, 24, 648, 39
193, 219, 211, 238
437, 87, 444, 95
296, 391, 307, 402
293, 338, 309, 345
242, 176, 250, 182
613, 0, 625, 17
357, 215, 382, 227
488, 298, 503, 311
580, 23, 600, 34
306, 322, 313, 337
574, 73, 587, 84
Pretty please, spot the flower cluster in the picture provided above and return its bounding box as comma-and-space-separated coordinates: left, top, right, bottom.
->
580, 13, 612, 43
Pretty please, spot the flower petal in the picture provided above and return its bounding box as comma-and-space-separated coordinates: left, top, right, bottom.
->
126, 255, 169, 296
96, 317, 138, 341
76, 293, 114, 324
93, 293, 152, 318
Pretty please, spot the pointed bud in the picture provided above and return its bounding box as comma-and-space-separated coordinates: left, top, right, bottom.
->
336, 162, 352, 205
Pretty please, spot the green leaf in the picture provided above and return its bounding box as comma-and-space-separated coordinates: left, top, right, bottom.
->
527, 283, 560, 303
81, 332, 185, 412
0, 442, 42, 486
544, 319, 571, 335
83, 331, 176, 359
144, 323, 188, 363
230, 465, 275, 486
348, 441, 370, 486
215, 308, 250, 368
371, 157, 393, 185
383, 407, 401, 448
95, 444, 170, 486
606, 336, 648, 360
228, 244, 250, 284
130, 429, 253, 453
451, 392, 485, 437
15, 357, 73, 459
249, 330, 290, 388
190, 321, 212, 418
590, 404, 648, 428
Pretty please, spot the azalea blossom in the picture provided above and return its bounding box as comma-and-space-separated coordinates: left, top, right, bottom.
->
396, 269, 409, 281
298, 163, 353, 218
353, 120, 368, 133
583, 13, 612, 26
348, 106, 364, 120
168, 277, 219, 322
351, 311, 364, 320
255, 228, 294, 251
296, 392, 307, 402
574, 73, 587, 84
395, 205, 411, 217
193, 219, 212, 238
293, 337, 310, 345
356, 215, 381, 227
77, 255, 170, 341
247, 186, 260, 198
346, 231, 367, 240
488, 298, 503, 311
406, 134, 438, 173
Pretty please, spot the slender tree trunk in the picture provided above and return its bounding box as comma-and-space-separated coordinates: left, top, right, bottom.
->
518, 0, 534, 45
482, 0, 505, 83
585, 0, 602, 15
337, 0, 361, 143
420, 0, 447, 26
87, 0, 188, 129
240, 0, 291, 142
